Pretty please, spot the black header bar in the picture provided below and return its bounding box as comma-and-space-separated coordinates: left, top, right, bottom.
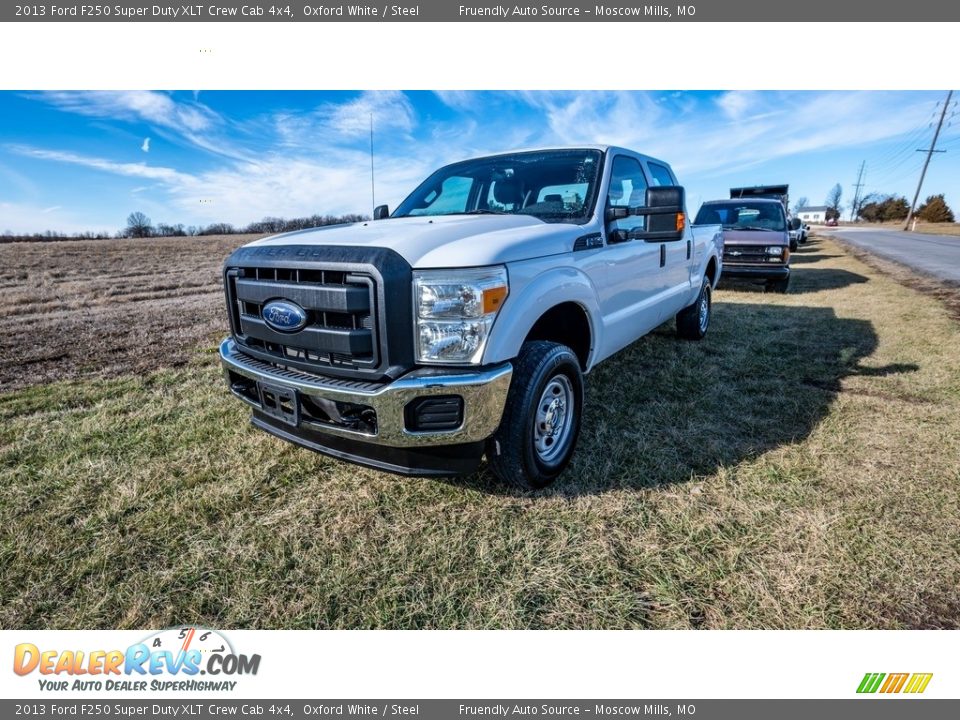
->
5, 0, 957, 22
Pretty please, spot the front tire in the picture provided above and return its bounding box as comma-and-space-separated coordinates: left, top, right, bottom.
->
676, 277, 712, 340
486, 341, 583, 489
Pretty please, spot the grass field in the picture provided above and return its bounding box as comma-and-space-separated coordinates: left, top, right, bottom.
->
2, 235, 959, 629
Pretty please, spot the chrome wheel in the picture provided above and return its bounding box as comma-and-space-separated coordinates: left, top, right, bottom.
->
698, 285, 711, 333
533, 374, 575, 463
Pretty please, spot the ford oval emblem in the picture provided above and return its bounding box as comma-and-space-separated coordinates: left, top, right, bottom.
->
262, 299, 308, 332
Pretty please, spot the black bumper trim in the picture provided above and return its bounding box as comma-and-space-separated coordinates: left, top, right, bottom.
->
722, 264, 790, 280
251, 411, 486, 477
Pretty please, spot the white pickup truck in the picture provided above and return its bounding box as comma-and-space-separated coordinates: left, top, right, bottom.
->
220, 146, 723, 488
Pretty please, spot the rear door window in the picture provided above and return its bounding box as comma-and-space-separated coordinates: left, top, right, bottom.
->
647, 162, 675, 187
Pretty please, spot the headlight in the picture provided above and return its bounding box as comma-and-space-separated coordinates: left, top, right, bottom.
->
767, 246, 784, 256
413, 266, 508, 364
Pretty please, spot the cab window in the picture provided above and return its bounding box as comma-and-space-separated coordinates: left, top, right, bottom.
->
647, 162, 675, 187
607, 156, 648, 207
607, 156, 649, 233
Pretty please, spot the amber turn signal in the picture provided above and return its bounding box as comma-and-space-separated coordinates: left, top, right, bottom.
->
483, 285, 508, 314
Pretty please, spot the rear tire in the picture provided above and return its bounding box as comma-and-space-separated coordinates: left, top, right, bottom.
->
766, 276, 790, 293
676, 277, 712, 340
486, 341, 583, 489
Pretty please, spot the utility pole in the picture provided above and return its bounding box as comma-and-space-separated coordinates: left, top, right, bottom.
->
904, 90, 953, 231
850, 160, 865, 222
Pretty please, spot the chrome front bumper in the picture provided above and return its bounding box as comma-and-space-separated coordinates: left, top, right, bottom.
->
219, 338, 512, 448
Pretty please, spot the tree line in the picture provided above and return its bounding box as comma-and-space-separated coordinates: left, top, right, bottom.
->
793, 186, 955, 224
857, 194, 954, 224
0, 211, 371, 243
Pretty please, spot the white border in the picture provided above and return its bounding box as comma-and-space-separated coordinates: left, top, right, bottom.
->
1, 16, 957, 704
2, 630, 953, 699
0, 22, 956, 90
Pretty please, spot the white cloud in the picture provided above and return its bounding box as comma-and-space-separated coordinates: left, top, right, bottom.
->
9, 90, 951, 233
6, 141, 431, 228
715, 90, 757, 120
433, 90, 480, 112
141, 137, 151, 153
39, 90, 217, 132
321, 90, 415, 136
9, 145, 188, 183
32, 90, 247, 160
514, 90, 937, 179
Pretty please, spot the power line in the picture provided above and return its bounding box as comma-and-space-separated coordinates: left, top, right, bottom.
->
868, 156, 926, 190
869, 123, 930, 172
904, 90, 953, 231
866, 99, 947, 179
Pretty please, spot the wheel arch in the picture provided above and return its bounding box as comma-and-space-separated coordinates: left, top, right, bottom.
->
482, 267, 600, 370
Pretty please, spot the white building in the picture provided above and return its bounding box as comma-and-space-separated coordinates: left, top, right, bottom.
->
797, 206, 829, 223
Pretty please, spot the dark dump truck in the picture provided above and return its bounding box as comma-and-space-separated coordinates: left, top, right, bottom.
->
730, 185, 800, 252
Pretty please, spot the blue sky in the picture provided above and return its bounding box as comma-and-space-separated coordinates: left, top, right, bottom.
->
1, 90, 958, 234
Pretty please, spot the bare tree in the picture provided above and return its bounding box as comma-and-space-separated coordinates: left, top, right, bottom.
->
125, 211, 153, 238
825, 184, 843, 221
850, 192, 879, 222
792, 197, 809, 214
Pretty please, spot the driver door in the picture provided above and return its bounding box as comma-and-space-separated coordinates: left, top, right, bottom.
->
595, 155, 666, 356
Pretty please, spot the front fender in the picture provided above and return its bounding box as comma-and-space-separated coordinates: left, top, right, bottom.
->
482, 263, 602, 369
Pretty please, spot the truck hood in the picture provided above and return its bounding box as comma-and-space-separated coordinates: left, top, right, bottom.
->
721, 229, 788, 247
246, 215, 584, 268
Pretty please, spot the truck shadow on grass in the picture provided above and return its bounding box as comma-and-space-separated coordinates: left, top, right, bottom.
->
460, 302, 918, 496
720, 268, 869, 295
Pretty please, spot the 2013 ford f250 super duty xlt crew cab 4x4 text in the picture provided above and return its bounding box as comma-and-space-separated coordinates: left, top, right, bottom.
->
219, 146, 723, 488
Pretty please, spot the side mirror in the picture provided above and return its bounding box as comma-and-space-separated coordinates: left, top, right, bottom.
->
628, 186, 687, 242
789, 217, 801, 230
373, 204, 390, 220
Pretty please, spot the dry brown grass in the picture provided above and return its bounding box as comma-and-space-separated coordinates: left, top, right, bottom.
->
832, 236, 960, 323
0, 235, 260, 390
2, 235, 959, 629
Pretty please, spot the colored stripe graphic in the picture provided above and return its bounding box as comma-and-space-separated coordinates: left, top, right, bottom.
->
880, 673, 909, 693
904, 673, 933, 694
857, 673, 885, 693
857, 672, 932, 694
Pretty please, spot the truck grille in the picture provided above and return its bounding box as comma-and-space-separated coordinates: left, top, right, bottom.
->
226, 263, 381, 375
222, 243, 415, 382
723, 246, 780, 264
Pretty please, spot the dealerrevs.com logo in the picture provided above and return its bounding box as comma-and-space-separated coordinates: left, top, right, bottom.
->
13, 627, 261, 692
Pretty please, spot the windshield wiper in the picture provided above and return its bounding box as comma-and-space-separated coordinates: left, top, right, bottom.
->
736, 226, 774, 231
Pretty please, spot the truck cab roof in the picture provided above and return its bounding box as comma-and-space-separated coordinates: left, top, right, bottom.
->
457, 145, 672, 168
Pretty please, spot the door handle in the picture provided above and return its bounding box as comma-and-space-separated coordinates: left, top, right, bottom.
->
660, 244, 666, 268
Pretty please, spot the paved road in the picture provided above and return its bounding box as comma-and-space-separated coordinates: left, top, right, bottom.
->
821, 227, 960, 283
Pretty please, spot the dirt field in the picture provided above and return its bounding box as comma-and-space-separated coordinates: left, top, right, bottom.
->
0, 235, 260, 390
2, 235, 960, 629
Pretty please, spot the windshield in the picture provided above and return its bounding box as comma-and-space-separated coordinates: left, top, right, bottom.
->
694, 201, 786, 232
393, 149, 603, 224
